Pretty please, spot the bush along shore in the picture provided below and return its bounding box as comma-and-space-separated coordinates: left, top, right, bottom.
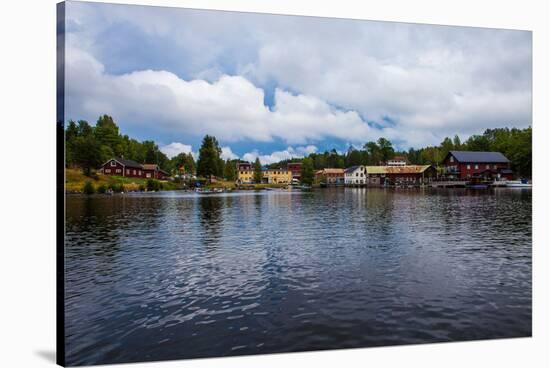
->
66, 169, 181, 194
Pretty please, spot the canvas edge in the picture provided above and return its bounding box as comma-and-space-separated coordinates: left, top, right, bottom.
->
56, 1, 66, 366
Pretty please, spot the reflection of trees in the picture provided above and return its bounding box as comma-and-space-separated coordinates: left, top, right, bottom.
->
65, 195, 166, 274
197, 196, 224, 250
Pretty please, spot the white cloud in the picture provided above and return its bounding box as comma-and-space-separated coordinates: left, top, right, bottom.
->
64, 3, 532, 149
65, 48, 377, 146
242, 145, 318, 165
159, 142, 193, 159
221, 146, 238, 160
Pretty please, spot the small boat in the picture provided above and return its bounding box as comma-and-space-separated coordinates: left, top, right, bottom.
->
195, 188, 223, 194
506, 179, 532, 188
297, 185, 312, 191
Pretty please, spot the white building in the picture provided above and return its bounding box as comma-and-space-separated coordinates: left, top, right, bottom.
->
344, 165, 367, 185
386, 156, 408, 166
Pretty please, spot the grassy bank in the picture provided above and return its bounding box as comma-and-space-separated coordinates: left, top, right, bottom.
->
65, 168, 180, 193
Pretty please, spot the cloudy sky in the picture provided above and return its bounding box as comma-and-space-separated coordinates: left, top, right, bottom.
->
63, 1, 532, 164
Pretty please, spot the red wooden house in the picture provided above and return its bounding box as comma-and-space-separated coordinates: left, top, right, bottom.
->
287, 162, 302, 181
442, 151, 513, 180
101, 158, 170, 179
142, 164, 170, 180
101, 158, 144, 178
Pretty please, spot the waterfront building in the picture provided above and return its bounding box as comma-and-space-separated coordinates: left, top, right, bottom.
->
262, 169, 293, 184
366, 165, 436, 186
344, 165, 367, 185
237, 169, 254, 184
315, 168, 345, 185
287, 162, 302, 181
442, 151, 512, 180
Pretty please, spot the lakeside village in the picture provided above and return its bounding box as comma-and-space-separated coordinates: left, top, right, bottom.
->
91, 150, 531, 195
64, 116, 532, 194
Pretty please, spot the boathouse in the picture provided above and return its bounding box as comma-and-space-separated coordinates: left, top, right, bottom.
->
315, 168, 345, 185
366, 165, 437, 186
442, 151, 512, 180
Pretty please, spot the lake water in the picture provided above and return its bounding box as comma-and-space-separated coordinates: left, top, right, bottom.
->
64, 188, 532, 365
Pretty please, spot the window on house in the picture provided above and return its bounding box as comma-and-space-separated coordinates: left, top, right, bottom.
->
116, 169, 121, 173
494, 165, 497, 170
475, 165, 479, 170
450, 156, 454, 163
110, 161, 116, 167
467, 165, 471, 170
105, 169, 111, 173
486, 165, 490, 169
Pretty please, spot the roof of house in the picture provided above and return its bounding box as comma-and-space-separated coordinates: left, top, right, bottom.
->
319, 168, 345, 175
344, 166, 362, 173
366, 165, 433, 174
111, 158, 143, 168
448, 151, 509, 163
142, 164, 159, 170
389, 156, 408, 161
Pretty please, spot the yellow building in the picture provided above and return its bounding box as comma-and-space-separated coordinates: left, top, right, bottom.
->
262, 169, 292, 184
237, 170, 254, 184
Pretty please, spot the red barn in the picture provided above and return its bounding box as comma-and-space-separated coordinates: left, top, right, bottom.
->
442, 151, 512, 180
101, 158, 143, 178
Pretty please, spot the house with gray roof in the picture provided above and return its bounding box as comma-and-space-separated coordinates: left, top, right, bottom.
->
442, 151, 513, 180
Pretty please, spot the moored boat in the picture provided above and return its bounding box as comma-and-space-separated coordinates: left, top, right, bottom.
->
506, 179, 532, 188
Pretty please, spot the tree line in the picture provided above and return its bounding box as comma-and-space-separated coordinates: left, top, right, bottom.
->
303, 128, 531, 178
65, 115, 195, 176
66, 115, 532, 179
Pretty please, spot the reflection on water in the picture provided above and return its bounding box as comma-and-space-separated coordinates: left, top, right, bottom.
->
65, 188, 532, 365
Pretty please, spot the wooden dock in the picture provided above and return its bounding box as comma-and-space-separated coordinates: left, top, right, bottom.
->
430, 181, 467, 188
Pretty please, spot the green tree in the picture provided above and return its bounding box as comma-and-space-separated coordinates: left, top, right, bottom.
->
253, 157, 263, 183
223, 159, 237, 181
364, 141, 380, 165
300, 157, 315, 185
196, 135, 223, 179
94, 114, 121, 154
377, 137, 394, 163
73, 133, 103, 176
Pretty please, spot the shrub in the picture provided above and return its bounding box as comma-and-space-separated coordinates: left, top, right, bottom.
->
97, 184, 107, 194
83, 181, 95, 195
147, 179, 161, 191
109, 183, 124, 193
138, 184, 145, 192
